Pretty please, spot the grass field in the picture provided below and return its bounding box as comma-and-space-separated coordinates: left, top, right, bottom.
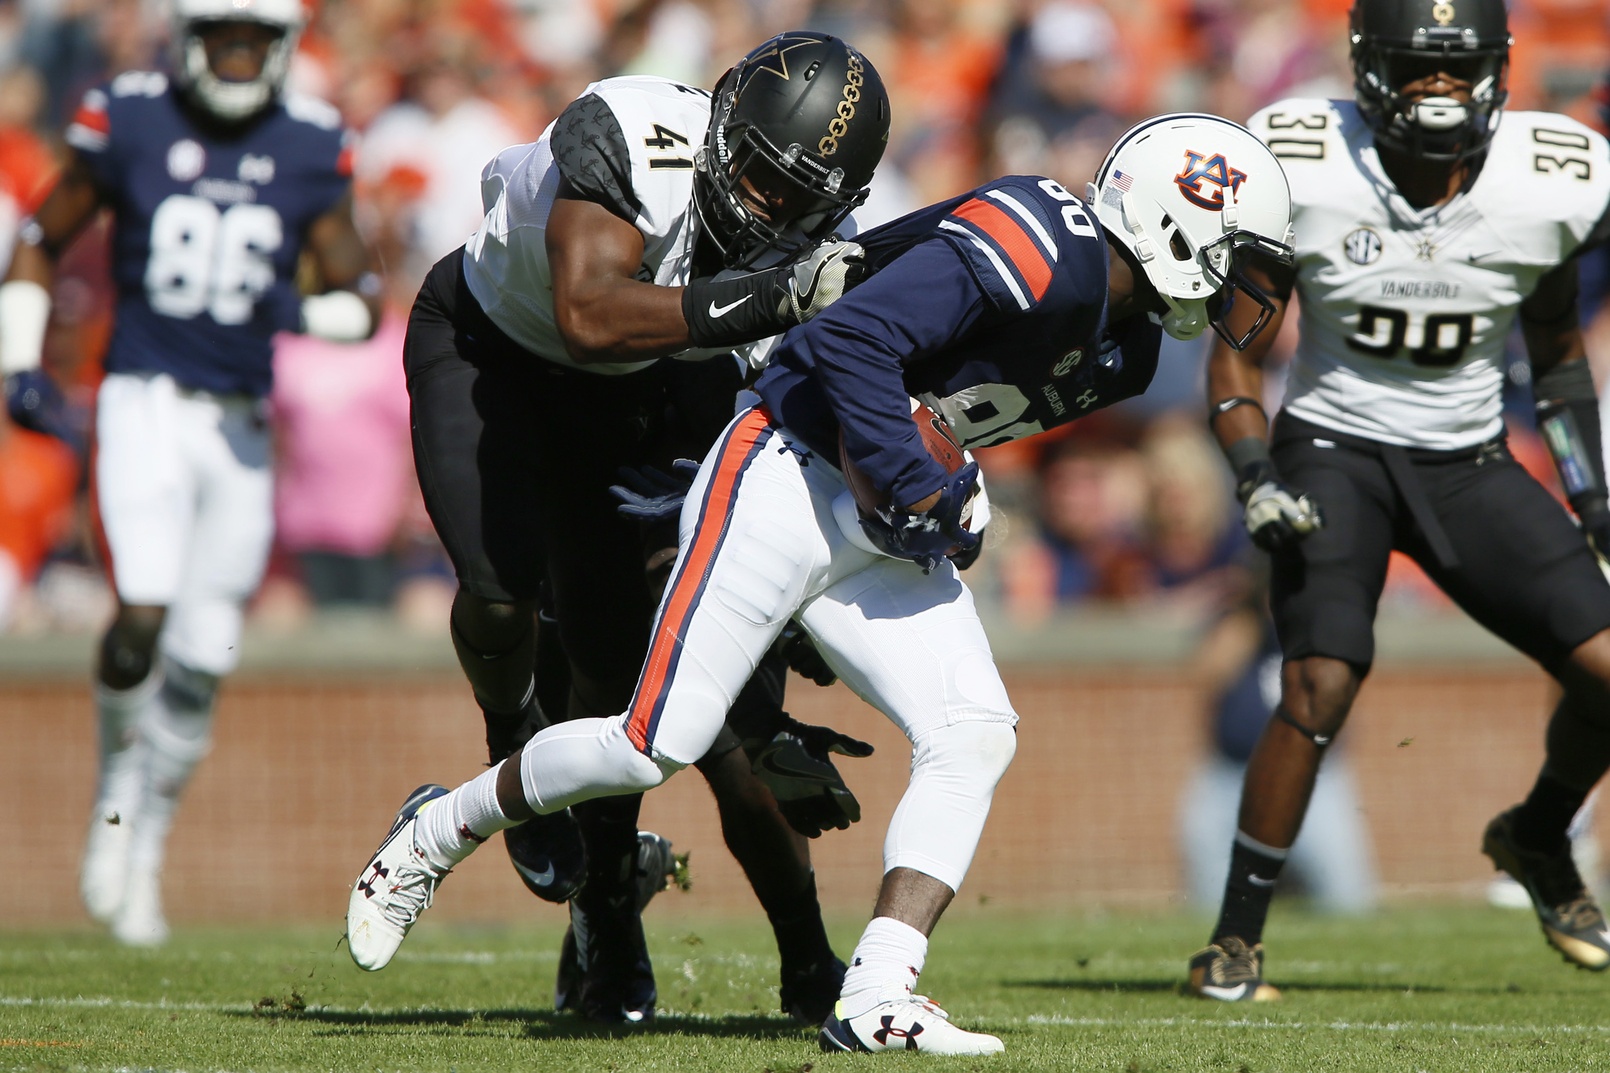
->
4, 903, 1609, 1072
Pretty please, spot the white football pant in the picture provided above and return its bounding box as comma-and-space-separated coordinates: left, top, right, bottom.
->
520, 407, 1018, 891
95, 372, 273, 675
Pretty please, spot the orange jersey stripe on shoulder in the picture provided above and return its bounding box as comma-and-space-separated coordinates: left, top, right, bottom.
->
951, 198, 1053, 301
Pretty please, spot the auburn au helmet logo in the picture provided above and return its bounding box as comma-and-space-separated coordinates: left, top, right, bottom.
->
1174, 150, 1248, 211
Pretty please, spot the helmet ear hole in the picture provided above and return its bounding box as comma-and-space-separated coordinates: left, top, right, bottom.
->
1167, 229, 1191, 262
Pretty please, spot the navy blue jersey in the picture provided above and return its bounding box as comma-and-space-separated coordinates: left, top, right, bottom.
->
755, 175, 1161, 509
65, 72, 353, 397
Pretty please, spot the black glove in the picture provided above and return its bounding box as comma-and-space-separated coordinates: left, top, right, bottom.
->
749, 717, 874, 838
609, 458, 701, 523
775, 623, 836, 687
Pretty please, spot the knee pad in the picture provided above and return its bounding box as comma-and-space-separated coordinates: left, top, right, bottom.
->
450, 590, 534, 654
915, 719, 1017, 794
520, 716, 683, 812
100, 609, 165, 688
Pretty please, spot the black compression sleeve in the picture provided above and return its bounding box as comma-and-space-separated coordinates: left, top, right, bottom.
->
1225, 436, 1279, 502
682, 269, 796, 348
1536, 359, 1608, 517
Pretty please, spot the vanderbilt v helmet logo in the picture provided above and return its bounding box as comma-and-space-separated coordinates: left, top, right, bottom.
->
1174, 150, 1248, 211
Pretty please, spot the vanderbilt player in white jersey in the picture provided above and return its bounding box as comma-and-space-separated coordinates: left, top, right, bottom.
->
1190, 0, 1610, 1001
384, 33, 890, 1023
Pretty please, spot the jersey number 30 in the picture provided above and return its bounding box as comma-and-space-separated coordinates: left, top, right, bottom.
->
145, 194, 283, 325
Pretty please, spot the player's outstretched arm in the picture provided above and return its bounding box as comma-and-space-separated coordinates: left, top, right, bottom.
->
547, 183, 863, 365
302, 191, 382, 342
1525, 260, 1610, 559
1205, 268, 1320, 552
0, 149, 101, 380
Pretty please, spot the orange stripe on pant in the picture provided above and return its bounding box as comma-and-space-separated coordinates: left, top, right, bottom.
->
951, 198, 1053, 301
625, 408, 773, 752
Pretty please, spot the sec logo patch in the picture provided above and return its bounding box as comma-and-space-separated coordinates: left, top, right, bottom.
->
1344, 227, 1381, 265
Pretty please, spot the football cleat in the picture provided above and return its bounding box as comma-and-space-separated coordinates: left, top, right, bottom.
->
1482, 806, 1610, 971
110, 865, 169, 947
80, 811, 133, 924
1187, 937, 1282, 1002
554, 831, 677, 1023
780, 955, 847, 1025
504, 808, 587, 904
820, 995, 1004, 1055
346, 784, 451, 971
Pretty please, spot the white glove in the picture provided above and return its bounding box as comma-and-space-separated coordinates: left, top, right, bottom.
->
1242, 480, 1324, 551
784, 238, 866, 322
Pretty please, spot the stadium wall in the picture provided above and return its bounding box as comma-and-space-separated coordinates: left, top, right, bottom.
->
0, 614, 1587, 926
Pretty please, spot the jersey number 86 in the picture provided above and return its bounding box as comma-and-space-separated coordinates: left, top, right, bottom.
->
146, 194, 283, 325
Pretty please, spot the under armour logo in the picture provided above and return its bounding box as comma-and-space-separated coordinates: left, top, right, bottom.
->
873, 1016, 924, 1050
357, 860, 387, 899
1076, 389, 1098, 408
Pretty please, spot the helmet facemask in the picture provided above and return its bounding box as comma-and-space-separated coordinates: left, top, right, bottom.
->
172, 2, 303, 123
1353, 32, 1508, 161
694, 103, 866, 269
692, 33, 889, 271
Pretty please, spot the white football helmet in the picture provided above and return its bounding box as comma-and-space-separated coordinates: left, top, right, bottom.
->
1087, 113, 1294, 350
170, 0, 305, 122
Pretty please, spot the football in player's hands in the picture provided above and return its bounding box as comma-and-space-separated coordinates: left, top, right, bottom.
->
839, 399, 975, 523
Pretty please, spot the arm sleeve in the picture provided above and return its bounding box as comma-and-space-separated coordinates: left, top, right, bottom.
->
798, 237, 996, 508
549, 93, 641, 223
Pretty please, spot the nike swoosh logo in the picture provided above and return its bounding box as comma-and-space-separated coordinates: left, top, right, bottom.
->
1248, 874, 1278, 888
1198, 982, 1255, 1001
756, 752, 827, 782
513, 859, 556, 887
709, 295, 751, 318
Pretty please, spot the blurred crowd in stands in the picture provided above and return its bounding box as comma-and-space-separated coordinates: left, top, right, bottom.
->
1, 0, 1608, 644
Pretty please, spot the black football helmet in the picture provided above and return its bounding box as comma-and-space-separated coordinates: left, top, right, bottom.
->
1350, 0, 1510, 161
694, 32, 890, 270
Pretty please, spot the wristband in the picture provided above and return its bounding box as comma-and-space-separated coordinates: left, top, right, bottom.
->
1225, 435, 1278, 502
682, 269, 794, 348
1536, 360, 1606, 512
0, 279, 51, 374
301, 290, 373, 342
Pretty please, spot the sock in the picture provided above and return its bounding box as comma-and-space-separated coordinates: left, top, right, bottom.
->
127, 662, 216, 876
768, 874, 835, 972
1212, 831, 1289, 947
413, 762, 519, 871
1512, 769, 1590, 854
92, 670, 163, 824
838, 916, 928, 1019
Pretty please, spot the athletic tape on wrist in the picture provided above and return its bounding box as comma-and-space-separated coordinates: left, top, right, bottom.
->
0, 279, 51, 375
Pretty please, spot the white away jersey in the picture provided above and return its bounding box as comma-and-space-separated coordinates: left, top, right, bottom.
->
1251, 98, 1610, 449
463, 76, 709, 374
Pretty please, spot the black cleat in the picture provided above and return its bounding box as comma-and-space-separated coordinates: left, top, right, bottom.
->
553, 831, 678, 1023
780, 955, 846, 1024
1186, 936, 1281, 1001
1482, 806, 1610, 971
503, 809, 586, 904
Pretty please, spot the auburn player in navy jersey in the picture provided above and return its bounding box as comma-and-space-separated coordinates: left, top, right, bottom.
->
0, 0, 379, 946
344, 113, 1295, 1054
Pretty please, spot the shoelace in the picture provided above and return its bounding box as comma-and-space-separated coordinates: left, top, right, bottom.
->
380, 853, 447, 930
1211, 940, 1262, 985
1553, 895, 1608, 932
